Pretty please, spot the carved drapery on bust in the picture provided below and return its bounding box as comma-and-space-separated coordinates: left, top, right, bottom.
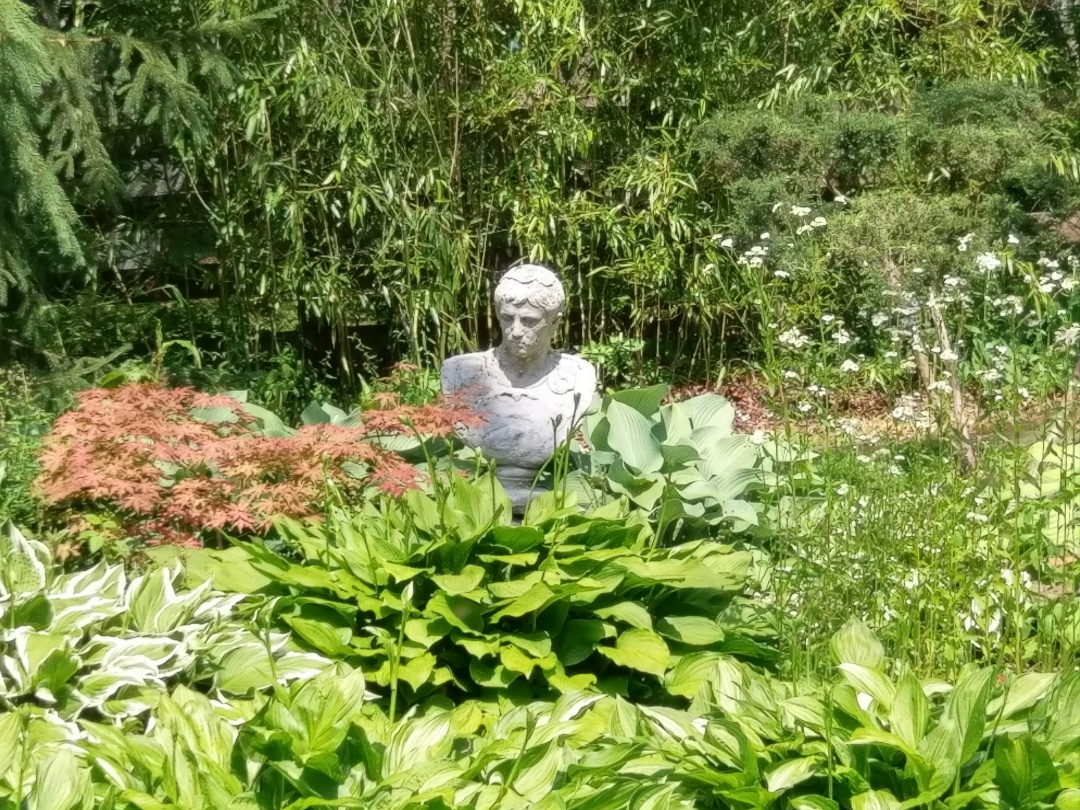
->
440, 264, 598, 510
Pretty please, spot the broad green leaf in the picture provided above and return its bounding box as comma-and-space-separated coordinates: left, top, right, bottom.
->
890, 672, 930, 749
488, 525, 545, 553
556, 619, 606, 666
609, 385, 670, 417
766, 757, 822, 793
596, 629, 669, 677
1057, 790, 1080, 810
665, 652, 724, 698
30, 748, 91, 810
404, 617, 452, 648
605, 400, 664, 473
0, 520, 48, 598
852, 791, 901, 810
792, 798, 841, 810
292, 667, 368, 757
491, 583, 557, 621
657, 616, 726, 646
995, 735, 1059, 810
426, 592, 486, 633
431, 565, 486, 595
592, 601, 653, 629
941, 666, 994, 764
989, 672, 1058, 720
682, 394, 736, 431
831, 619, 886, 670
838, 663, 896, 711
0, 712, 23, 781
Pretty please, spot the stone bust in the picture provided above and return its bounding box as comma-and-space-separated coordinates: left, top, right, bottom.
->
441, 264, 598, 510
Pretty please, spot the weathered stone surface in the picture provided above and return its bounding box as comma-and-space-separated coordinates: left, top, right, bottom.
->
441, 264, 597, 510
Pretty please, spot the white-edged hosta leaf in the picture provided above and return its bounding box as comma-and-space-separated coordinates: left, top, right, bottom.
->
0, 521, 48, 599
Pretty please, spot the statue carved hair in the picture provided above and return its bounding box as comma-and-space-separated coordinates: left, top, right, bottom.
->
493, 264, 565, 316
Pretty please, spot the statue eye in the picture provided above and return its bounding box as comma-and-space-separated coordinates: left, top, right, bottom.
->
520, 317, 540, 328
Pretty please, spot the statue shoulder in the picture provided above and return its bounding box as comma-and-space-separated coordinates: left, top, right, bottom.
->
441, 350, 491, 392
552, 353, 598, 393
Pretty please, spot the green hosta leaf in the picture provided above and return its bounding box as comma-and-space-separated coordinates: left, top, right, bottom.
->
665, 651, 724, 698
995, 735, 1059, 810
941, 666, 994, 764
404, 617, 451, 649
698, 434, 757, 481
681, 394, 736, 432
397, 653, 437, 691
831, 619, 886, 670
593, 601, 653, 630
491, 583, 558, 621
596, 629, 669, 677
488, 525, 545, 553
500, 645, 548, 676
616, 556, 743, 590
469, 659, 519, 688
657, 616, 726, 646
0, 520, 48, 598
556, 619, 606, 666
0, 712, 24, 782
605, 400, 664, 473
852, 791, 902, 810
989, 672, 1058, 720
766, 757, 822, 793
242, 402, 294, 437
889, 672, 930, 749
431, 565, 486, 595
292, 667, 368, 758
384, 711, 454, 776
284, 610, 352, 657
29, 748, 92, 810
792, 797, 841, 810
1057, 790, 1080, 810
610, 385, 670, 417
426, 593, 486, 633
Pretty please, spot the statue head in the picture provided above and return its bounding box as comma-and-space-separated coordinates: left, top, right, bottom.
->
493, 264, 565, 362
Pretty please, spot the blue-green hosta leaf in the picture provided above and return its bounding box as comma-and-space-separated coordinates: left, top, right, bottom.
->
0, 521, 48, 599
766, 756, 823, 793
605, 460, 665, 510
722, 499, 759, 529
605, 400, 664, 474
596, 629, 669, 677
609, 385, 670, 417
681, 394, 736, 432
831, 619, 887, 670
697, 433, 757, 480
241, 401, 293, 437
994, 735, 1059, 810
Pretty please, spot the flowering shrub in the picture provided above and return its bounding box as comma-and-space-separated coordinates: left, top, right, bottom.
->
37, 384, 476, 548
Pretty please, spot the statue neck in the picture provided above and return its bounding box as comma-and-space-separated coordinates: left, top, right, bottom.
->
493, 345, 557, 388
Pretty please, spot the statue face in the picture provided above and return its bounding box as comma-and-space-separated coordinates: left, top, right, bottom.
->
497, 299, 558, 361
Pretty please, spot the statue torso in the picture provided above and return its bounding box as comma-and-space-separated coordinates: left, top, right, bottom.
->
441, 349, 598, 469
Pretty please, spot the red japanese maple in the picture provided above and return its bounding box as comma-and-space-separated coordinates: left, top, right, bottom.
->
38, 384, 480, 548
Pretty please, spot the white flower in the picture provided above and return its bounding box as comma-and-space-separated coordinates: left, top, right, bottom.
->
884, 350, 898, 359
976, 252, 1002, 273
841, 359, 860, 373
774, 270, 791, 279
790, 205, 811, 217
811, 216, 827, 228
995, 344, 1009, 355
833, 328, 852, 345
1055, 324, 1080, 347
720, 237, 734, 248
871, 313, 889, 327
966, 512, 988, 525
940, 349, 958, 362
856, 454, 872, 463
760, 232, 771, 240
891, 405, 907, 420
1062, 277, 1077, 291
944, 275, 962, 288
796, 224, 814, 236
750, 429, 766, 445
821, 314, 836, 323
885, 464, 903, 475
835, 483, 850, 496
1008, 233, 1020, 245
798, 402, 813, 413
783, 369, 800, 380
958, 233, 974, 252
928, 380, 951, 392
1018, 387, 1031, 400
911, 266, 925, 275
779, 327, 811, 349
